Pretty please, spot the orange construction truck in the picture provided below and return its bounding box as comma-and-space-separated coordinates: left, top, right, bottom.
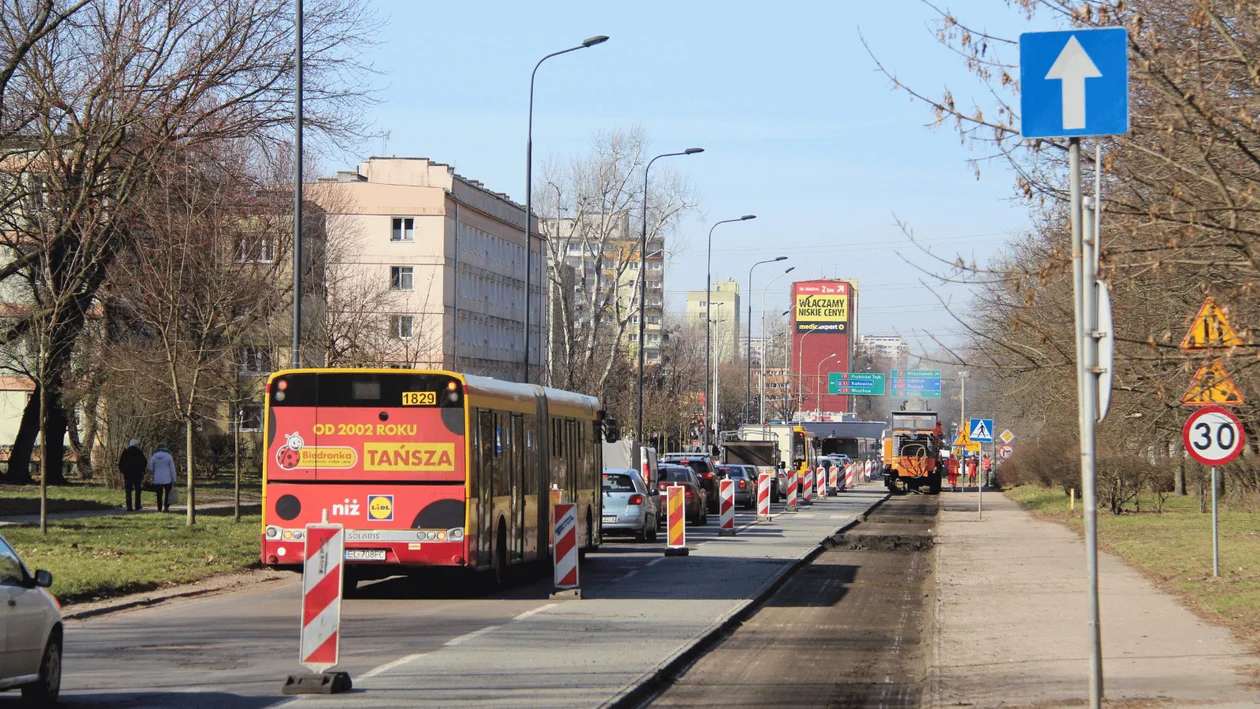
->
881, 410, 942, 494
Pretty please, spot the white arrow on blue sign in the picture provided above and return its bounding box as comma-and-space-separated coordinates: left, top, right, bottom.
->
1019, 28, 1128, 138
969, 418, 995, 443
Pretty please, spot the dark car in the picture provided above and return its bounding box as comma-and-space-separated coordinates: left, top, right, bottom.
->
656, 464, 707, 525
716, 465, 757, 510
659, 455, 720, 513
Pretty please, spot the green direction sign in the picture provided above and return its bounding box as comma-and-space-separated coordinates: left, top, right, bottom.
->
828, 372, 886, 396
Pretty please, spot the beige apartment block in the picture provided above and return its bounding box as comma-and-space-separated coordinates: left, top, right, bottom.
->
686, 280, 741, 363
311, 157, 545, 382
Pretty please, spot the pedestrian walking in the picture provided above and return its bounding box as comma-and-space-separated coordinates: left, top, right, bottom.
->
147, 442, 178, 511
118, 439, 147, 511
946, 455, 959, 491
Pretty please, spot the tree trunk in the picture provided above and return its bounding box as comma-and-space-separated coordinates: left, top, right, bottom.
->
41, 400, 68, 485
1175, 456, 1186, 496
186, 418, 196, 526
71, 387, 99, 480
6, 386, 39, 484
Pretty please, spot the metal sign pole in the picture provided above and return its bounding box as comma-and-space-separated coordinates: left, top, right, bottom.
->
1211, 465, 1219, 577
1070, 137, 1104, 708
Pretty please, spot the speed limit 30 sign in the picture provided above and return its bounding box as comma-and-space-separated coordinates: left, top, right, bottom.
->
1182, 405, 1245, 466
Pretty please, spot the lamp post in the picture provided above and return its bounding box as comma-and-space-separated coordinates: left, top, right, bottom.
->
705, 215, 755, 448
759, 266, 794, 425
797, 327, 820, 412
815, 352, 839, 416
291, 0, 304, 368
524, 35, 609, 383
637, 147, 703, 442
747, 256, 786, 421
709, 303, 727, 448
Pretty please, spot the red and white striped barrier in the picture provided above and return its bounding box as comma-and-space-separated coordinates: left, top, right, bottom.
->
756, 473, 772, 521
553, 503, 578, 591
664, 485, 689, 556
801, 466, 814, 504
718, 479, 735, 536
829, 465, 839, 493
785, 471, 798, 512
846, 462, 854, 489
816, 467, 827, 498
300, 522, 344, 672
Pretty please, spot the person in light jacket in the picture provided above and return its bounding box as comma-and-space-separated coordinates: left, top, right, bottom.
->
147, 442, 178, 512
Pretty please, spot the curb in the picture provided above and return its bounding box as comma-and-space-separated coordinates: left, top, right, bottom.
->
62, 570, 289, 621
603, 489, 892, 709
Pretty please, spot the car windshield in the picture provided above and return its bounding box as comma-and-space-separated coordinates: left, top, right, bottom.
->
602, 474, 636, 492
661, 467, 690, 483
719, 466, 745, 478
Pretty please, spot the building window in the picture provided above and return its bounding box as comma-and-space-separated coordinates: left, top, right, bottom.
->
235, 237, 274, 263
391, 217, 415, 242
649, 262, 662, 270
390, 315, 414, 340
238, 346, 272, 374
647, 315, 660, 324
390, 266, 414, 291
237, 404, 264, 432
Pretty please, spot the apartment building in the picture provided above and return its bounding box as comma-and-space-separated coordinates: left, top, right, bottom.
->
310, 157, 545, 382
686, 280, 741, 362
545, 212, 665, 363
858, 334, 910, 366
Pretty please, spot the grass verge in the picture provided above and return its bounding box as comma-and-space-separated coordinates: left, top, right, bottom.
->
0, 480, 261, 517
1005, 485, 1260, 653
1, 507, 263, 604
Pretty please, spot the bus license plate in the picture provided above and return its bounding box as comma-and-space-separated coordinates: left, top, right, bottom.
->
345, 549, 386, 561
601, 516, 617, 524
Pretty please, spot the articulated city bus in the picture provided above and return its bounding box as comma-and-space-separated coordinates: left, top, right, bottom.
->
260, 369, 605, 588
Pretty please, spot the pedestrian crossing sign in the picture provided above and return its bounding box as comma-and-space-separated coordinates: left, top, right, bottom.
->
952, 429, 980, 452
968, 418, 994, 442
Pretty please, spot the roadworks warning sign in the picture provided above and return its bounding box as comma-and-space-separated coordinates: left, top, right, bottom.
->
1182, 358, 1244, 406
1181, 298, 1242, 350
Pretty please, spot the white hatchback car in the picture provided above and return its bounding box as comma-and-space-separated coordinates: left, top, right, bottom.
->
0, 534, 61, 703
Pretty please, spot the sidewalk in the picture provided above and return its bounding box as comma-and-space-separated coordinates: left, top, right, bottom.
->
930, 491, 1260, 708
0, 499, 260, 527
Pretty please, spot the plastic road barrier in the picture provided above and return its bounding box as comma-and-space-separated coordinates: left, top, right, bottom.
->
718, 479, 736, 536
816, 467, 827, 498
553, 503, 578, 591
785, 471, 799, 512
829, 465, 839, 493
801, 466, 814, 504
299, 522, 344, 672
864, 460, 872, 481
756, 473, 773, 521
664, 485, 689, 556
847, 463, 855, 489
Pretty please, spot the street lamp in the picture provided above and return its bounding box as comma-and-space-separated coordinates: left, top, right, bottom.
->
705, 214, 755, 448
816, 352, 839, 416
759, 266, 794, 425
637, 146, 703, 443
291, 0, 304, 368
524, 35, 609, 383
747, 256, 786, 421
797, 327, 820, 412
709, 303, 727, 448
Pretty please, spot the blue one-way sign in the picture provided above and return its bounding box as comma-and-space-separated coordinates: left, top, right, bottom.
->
1019, 28, 1128, 138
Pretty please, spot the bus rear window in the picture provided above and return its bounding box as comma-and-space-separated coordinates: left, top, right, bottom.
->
270, 372, 463, 408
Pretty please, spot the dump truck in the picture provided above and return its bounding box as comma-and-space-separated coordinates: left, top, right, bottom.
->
882, 410, 942, 494
722, 439, 781, 502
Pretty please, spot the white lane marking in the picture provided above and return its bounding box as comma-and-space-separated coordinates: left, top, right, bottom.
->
512, 603, 557, 622
647, 558, 665, 567
361, 652, 425, 679
444, 624, 501, 646
619, 569, 639, 582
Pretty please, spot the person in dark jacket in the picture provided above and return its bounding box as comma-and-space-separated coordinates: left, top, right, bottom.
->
118, 439, 148, 511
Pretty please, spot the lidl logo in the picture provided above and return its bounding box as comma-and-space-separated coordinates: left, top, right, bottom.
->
367, 495, 394, 522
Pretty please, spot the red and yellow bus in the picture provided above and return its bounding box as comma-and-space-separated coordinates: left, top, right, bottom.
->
261, 369, 605, 588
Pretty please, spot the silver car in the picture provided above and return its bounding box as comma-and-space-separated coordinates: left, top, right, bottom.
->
0, 534, 62, 703
601, 469, 659, 542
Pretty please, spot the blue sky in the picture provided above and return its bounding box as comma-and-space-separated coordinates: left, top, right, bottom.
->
345, 0, 1049, 354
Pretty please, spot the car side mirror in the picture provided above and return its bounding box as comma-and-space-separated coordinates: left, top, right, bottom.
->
649, 488, 659, 496
34, 569, 52, 588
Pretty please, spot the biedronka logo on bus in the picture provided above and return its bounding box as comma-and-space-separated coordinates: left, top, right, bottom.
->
274, 431, 358, 470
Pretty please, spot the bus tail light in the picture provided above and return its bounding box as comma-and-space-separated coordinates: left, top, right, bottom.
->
448, 528, 464, 541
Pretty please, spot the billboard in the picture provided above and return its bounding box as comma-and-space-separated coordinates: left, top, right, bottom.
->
794, 281, 849, 334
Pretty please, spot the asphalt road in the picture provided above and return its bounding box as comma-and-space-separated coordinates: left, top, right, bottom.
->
649, 493, 937, 708
33, 486, 886, 708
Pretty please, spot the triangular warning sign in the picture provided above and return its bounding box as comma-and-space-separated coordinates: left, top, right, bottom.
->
1181, 298, 1242, 350
952, 429, 971, 447
1182, 358, 1244, 406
